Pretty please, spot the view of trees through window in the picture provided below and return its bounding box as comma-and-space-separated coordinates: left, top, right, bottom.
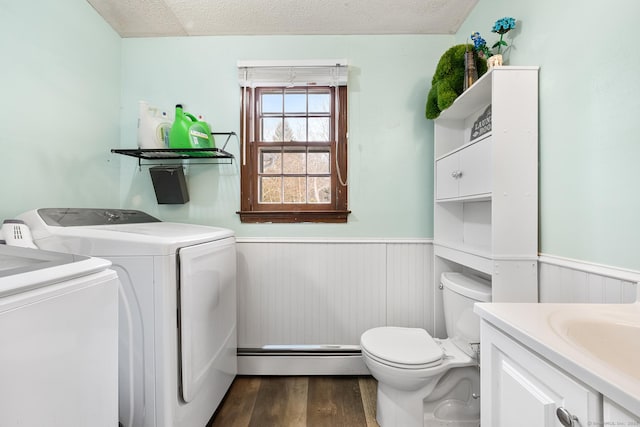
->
257, 88, 332, 204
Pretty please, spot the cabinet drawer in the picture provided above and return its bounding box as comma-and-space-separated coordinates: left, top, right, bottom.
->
435, 137, 492, 200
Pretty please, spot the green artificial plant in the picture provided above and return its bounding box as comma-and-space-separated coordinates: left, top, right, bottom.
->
425, 44, 488, 120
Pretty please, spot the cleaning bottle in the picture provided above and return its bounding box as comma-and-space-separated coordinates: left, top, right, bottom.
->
168, 104, 215, 153
137, 101, 172, 149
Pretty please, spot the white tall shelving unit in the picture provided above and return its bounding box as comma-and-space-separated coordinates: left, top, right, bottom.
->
432, 66, 539, 333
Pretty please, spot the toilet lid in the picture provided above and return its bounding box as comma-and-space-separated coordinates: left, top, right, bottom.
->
360, 327, 443, 368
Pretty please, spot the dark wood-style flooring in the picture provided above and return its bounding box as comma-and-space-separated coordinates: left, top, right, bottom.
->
207, 376, 379, 427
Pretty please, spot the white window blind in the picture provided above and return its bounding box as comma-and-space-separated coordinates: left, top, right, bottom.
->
237, 59, 348, 87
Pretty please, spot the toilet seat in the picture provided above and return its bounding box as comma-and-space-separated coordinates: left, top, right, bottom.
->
360, 327, 444, 369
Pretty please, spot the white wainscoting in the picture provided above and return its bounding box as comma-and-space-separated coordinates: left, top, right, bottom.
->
538, 254, 639, 303
236, 238, 433, 374
234, 241, 639, 374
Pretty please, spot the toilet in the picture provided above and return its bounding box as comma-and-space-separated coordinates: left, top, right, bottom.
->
360, 272, 491, 427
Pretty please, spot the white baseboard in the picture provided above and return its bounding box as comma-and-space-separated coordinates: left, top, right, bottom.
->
238, 354, 370, 376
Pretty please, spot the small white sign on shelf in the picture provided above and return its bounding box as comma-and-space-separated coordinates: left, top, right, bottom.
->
470, 105, 492, 141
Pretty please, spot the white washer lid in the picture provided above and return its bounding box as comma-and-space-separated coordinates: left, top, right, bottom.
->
360, 327, 443, 367
441, 272, 492, 302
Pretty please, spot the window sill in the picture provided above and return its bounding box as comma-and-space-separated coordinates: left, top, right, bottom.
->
237, 210, 351, 223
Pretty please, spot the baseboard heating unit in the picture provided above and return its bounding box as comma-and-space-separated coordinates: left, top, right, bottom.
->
237, 345, 369, 375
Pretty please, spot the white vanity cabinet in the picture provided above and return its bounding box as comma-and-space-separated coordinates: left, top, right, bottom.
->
476, 303, 640, 427
481, 321, 601, 426
432, 66, 539, 318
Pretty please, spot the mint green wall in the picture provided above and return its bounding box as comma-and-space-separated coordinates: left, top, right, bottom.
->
0, 0, 121, 220
120, 36, 450, 238
456, 1, 640, 271
7, 0, 637, 272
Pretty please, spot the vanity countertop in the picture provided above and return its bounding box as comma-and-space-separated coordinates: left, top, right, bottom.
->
474, 302, 640, 418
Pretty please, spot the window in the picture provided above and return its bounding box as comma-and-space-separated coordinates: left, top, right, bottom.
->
237, 62, 349, 223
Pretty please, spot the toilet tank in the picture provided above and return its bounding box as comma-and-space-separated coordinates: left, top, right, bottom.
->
441, 272, 492, 358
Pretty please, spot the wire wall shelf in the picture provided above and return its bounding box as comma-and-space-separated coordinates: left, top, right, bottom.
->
111, 132, 236, 167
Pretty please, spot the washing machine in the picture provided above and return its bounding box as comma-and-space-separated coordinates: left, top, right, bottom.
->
0, 244, 118, 427
18, 208, 237, 427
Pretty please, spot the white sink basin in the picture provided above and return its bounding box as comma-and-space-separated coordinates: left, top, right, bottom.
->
550, 304, 640, 381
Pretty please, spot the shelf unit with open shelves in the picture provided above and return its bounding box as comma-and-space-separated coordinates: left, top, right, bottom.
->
433, 66, 539, 305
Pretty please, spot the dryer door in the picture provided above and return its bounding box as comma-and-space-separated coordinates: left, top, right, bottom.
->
178, 237, 237, 402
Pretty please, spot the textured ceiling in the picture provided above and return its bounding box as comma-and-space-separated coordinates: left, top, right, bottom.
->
87, 0, 478, 37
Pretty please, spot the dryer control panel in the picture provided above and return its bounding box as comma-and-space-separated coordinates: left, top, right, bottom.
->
37, 208, 161, 226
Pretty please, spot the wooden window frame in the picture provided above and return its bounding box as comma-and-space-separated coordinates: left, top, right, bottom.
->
238, 86, 349, 223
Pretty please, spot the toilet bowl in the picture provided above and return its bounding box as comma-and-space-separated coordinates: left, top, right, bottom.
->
360, 272, 491, 427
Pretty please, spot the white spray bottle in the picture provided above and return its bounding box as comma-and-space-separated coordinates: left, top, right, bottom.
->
137, 101, 172, 149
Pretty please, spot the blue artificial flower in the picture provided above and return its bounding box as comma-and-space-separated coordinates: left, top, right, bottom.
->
473, 17, 517, 57
492, 17, 516, 34
471, 32, 486, 49
470, 32, 491, 58
490, 17, 516, 53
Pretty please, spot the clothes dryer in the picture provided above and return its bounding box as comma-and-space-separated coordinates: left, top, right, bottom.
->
18, 208, 237, 427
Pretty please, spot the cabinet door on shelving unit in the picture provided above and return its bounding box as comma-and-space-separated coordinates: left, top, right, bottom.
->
435, 153, 460, 200
435, 138, 492, 201
458, 137, 492, 198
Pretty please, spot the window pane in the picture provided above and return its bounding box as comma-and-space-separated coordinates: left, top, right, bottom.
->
308, 117, 330, 141
307, 177, 331, 203
283, 177, 306, 203
308, 150, 330, 174
260, 177, 282, 203
261, 92, 282, 113
283, 151, 306, 174
284, 92, 306, 114
260, 150, 281, 174
308, 93, 330, 113
284, 118, 306, 142
262, 118, 283, 141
